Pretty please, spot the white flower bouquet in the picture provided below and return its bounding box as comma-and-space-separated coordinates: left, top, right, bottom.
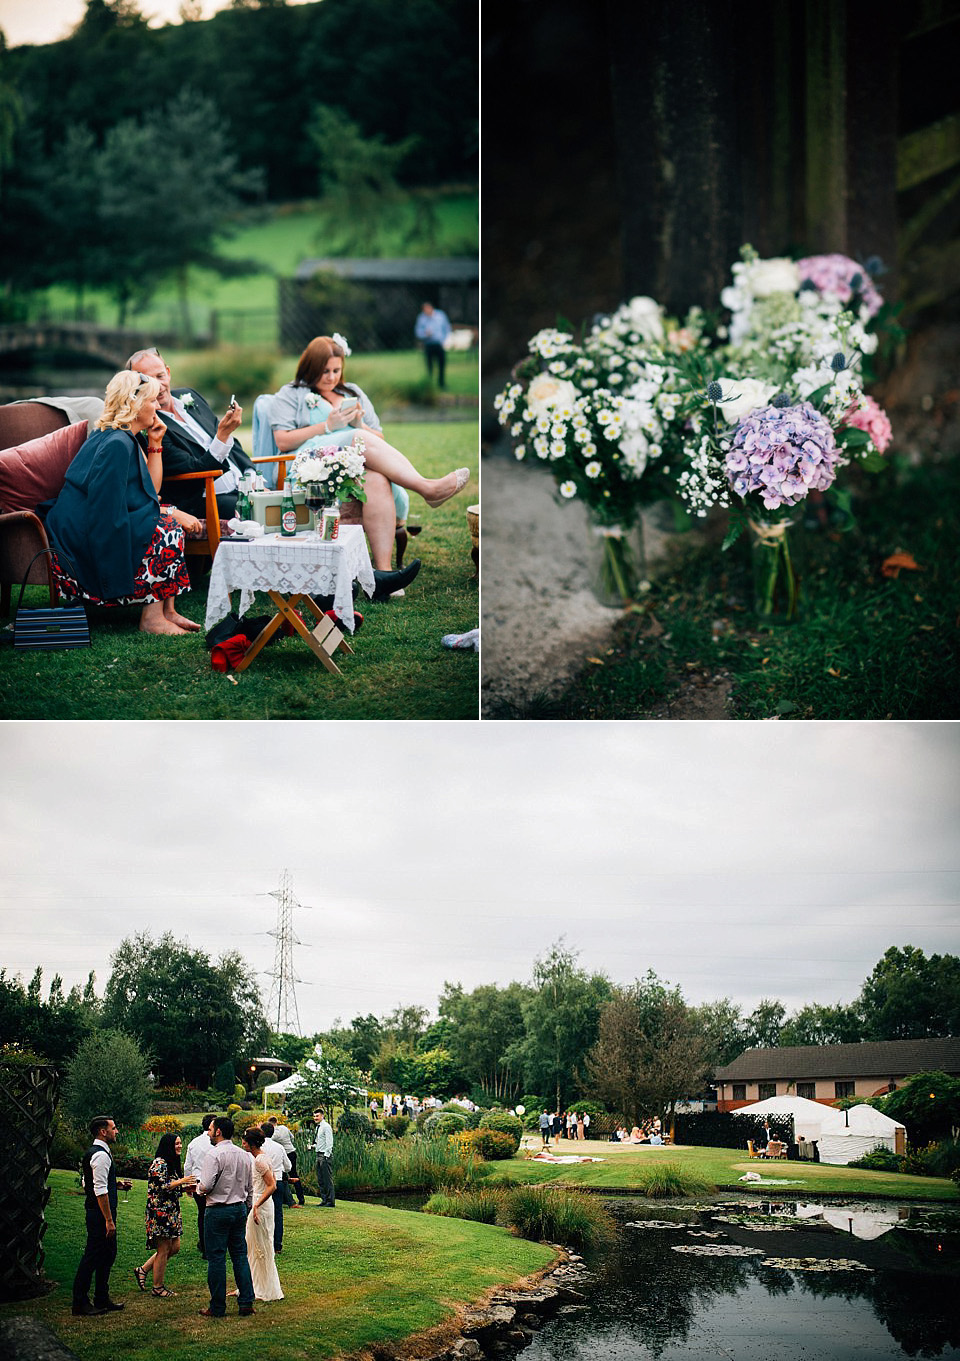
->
291, 435, 367, 504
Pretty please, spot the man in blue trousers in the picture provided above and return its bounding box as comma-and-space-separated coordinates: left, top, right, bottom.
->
196, 1116, 255, 1318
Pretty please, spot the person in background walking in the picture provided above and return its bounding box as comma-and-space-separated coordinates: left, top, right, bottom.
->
196, 1116, 255, 1319
72, 1115, 132, 1316
268, 1115, 303, 1207
312, 1107, 335, 1208
538, 1109, 551, 1148
414, 302, 451, 388
259, 1121, 292, 1253
183, 1114, 215, 1257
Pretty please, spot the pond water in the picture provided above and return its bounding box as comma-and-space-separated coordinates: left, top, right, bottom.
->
521, 1198, 960, 1361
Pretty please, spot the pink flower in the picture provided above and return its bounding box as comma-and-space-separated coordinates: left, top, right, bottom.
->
842, 394, 893, 453
796, 253, 883, 319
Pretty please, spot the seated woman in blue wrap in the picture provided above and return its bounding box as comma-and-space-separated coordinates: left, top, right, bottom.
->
270, 335, 471, 515
45, 371, 201, 636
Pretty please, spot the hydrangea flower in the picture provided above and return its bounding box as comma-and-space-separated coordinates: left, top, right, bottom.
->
796, 253, 883, 319
841, 394, 893, 453
724, 402, 841, 510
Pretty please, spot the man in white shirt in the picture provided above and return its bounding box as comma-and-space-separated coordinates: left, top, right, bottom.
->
72, 1115, 132, 1316
312, 1107, 335, 1207
127, 348, 255, 521
259, 1121, 292, 1252
268, 1115, 304, 1206
183, 1114, 215, 1259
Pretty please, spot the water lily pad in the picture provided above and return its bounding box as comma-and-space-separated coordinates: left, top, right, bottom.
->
761, 1257, 873, 1272
672, 1244, 765, 1257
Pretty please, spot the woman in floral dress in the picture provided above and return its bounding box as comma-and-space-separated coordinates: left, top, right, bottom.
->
134, 1133, 196, 1298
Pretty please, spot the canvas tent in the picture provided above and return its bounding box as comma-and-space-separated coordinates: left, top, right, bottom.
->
262, 1072, 304, 1107
816, 1104, 906, 1165
730, 1095, 832, 1144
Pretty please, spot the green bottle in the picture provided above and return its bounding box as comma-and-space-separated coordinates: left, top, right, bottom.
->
280, 487, 298, 536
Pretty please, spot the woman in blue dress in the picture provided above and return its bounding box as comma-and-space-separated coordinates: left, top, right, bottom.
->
270, 336, 470, 508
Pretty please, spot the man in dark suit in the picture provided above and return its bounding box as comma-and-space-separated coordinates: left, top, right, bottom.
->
127, 349, 255, 520
72, 1115, 132, 1316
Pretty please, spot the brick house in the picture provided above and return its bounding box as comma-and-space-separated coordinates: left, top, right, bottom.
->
712, 1036, 960, 1111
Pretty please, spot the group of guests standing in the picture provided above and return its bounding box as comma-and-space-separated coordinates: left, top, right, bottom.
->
72, 1107, 335, 1321
537, 1109, 592, 1145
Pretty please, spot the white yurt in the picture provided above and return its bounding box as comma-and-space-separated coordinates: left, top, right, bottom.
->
730, 1095, 832, 1143
816, 1104, 907, 1165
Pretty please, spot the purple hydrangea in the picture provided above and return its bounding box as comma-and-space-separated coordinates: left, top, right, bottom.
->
724, 402, 841, 510
796, 253, 883, 319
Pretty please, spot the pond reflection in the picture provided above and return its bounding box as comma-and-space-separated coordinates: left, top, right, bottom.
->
521, 1200, 960, 1360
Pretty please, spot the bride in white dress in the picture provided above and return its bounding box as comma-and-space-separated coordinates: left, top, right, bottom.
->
241, 1128, 284, 1302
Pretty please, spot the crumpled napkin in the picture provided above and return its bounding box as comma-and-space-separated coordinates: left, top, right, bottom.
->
227, 518, 264, 536
442, 627, 479, 651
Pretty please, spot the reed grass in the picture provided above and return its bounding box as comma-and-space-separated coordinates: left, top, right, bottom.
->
295, 1131, 476, 1195
502, 1184, 616, 1248
633, 1160, 714, 1198
424, 1185, 503, 1224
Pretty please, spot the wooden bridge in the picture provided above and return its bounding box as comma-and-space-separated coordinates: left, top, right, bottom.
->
0, 323, 177, 369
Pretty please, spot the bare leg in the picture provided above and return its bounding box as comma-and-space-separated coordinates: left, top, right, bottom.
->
360, 471, 396, 570
162, 596, 201, 631
140, 600, 188, 635
360, 430, 465, 505
141, 1251, 157, 1282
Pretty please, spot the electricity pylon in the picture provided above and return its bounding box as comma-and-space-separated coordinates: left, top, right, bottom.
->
266, 868, 307, 1035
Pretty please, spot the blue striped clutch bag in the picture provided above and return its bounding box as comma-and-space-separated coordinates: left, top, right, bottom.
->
14, 605, 90, 650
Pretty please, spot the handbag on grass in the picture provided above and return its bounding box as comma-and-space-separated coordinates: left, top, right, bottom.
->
13, 549, 90, 651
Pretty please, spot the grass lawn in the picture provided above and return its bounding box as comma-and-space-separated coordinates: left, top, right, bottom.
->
531, 458, 960, 720
29, 192, 478, 343
490, 1140, 960, 1202
2, 1171, 553, 1361
0, 423, 478, 720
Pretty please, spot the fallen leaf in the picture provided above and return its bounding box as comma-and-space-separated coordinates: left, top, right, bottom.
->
827, 667, 842, 677
881, 551, 923, 578
586, 657, 604, 666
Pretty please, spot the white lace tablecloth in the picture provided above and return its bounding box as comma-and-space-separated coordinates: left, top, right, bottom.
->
204, 526, 375, 634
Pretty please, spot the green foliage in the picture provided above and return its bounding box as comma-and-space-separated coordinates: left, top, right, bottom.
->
779, 1001, 864, 1047
516, 941, 611, 1111
460, 1128, 517, 1161
284, 1045, 363, 1121
424, 1186, 502, 1224
61, 1027, 152, 1132
103, 932, 268, 1089
315, 1130, 475, 1195
175, 346, 278, 409
857, 946, 960, 1041
502, 1183, 616, 1248
848, 1146, 903, 1173
382, 1114, 411, 1138
478, 1111, 523, 1152
439, 981, 530, 1103
920, 1138, 960, 1180
214, 1061, 237, 1092
633, 1161, 715, 1198
0, 965, 99, 1066
586, 971, 708, 1126
424, 1111, 468, 1136
230, 1110, 265, 1137
308, 104, 416, 254
337, 1108, 374, 1138
49, 1111, 86, 1172
255, 1070, 278, 1091
880, 1071, 960, 1145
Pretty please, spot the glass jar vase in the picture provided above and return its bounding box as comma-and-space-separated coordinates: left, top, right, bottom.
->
587, 518, 647, 608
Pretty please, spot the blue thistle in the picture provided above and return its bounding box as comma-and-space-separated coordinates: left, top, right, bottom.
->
707, 381, 724, 402
831, 353, 847, 371
771, 393, 792, 408
799, 279, 818, 292
850, 272, 863, 292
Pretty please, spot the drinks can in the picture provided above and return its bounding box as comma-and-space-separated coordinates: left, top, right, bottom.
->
320, 506, 341, 541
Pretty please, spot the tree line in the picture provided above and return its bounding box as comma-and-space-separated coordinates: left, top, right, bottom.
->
0, 0, 477, 325
2, 939, 957, 1127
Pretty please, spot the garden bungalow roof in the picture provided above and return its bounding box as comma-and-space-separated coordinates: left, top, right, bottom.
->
295, 258, 478, 283
713, 1036, 960, 1082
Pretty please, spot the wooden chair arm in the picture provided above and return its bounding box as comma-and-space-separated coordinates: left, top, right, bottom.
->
251, 453, 293, 491
162, 467, 222, 554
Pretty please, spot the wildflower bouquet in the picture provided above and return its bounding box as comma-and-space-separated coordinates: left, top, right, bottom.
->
291, 436, 367, 504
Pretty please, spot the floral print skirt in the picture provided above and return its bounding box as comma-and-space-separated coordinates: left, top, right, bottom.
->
51, 513, 191, 606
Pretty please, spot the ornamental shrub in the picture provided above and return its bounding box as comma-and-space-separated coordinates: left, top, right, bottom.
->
424, 1111, 467, 1136
231, 1110, 265, 1137
226, 1103, 242, 1118
61, 1028, 152, 1133
50, 1112, 85, 1173
255, 1070, 278, 1091
143, 1115, 184, 1134
454, 1127, 516, 1161
233, 1083, 247, 1101
849, 1146, 902, 1173
337, 1109, 374, 1138
382, 1115, 411, 1138
214, 1061, 236, 1093
479, 1111, 522, 1151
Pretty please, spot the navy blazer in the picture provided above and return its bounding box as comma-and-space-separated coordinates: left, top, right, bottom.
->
46, 427, 160, 600
159, 388, 254, 518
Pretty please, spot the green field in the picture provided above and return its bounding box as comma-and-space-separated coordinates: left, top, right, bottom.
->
1, 1170, 552, 1361
490, 1140, 960, 1201
0, 422, 479, 721
28, 191, 478, 342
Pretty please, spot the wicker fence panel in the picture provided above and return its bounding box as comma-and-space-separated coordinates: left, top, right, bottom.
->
0, 1063, 60, 1301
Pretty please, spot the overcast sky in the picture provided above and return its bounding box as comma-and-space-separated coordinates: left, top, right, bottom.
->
1, 721, 957, 1037
0, 0, 316, 48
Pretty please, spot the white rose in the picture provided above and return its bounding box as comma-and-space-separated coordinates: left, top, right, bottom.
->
745, 257, 800, 297
526, 373, 580, 419
624, 295, 664, 341
716, 376, 779, 425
